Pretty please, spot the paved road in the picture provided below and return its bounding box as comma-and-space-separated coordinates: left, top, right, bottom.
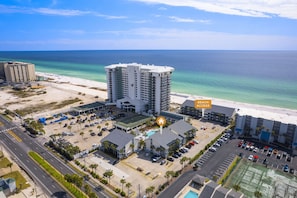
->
0, 116, 109, 198
0, 131, 70, 198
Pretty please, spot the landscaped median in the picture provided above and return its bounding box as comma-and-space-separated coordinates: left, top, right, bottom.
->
28, 151, 88, 198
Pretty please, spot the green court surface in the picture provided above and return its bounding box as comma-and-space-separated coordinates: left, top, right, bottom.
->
224, 160, 297, 198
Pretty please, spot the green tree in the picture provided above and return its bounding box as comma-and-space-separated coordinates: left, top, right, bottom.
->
233, 184, 241, 192
165, 171, 174, 183
254, 191, 262, 198
125, 182, 132, 197
103, 169, 113, 184
67, 125, 72, 132
180, 156, 190, 169
145, 186, 155, 197
7, 162, 13, 173
84, 184, 91, 195
89, 164, 98, 173
80, 131, 84, 140
120, 178, 126, 192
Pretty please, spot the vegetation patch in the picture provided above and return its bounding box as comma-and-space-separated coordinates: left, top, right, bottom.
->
28, 151, 88, 198
2, 171, 30, 191
15, 98, 81, 116
0, 157, 12, 169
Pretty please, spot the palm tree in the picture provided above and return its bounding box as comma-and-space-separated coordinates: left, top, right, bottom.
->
80, 131, 84, 140
67, 125, 72, 132
97, 125, 101, 132
165, 171, 174, 183
103, 169, 113, 184
233, 184, 241, 192
89, 164, 98, 173
7, 162, 13, 173
180, 156, 190, 169
105, 122, 109, 128
139, 139, 145, 150
120, 178, 126, 192
125, 182, 132, 197
254, 191, 262, 198
145, 186, 155, 197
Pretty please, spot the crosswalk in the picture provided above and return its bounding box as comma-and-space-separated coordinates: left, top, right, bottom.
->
0, 126, 17, 133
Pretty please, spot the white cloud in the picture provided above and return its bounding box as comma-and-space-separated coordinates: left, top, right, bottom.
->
169, 16, 211, 24
0, 4, 126, 19
33, 8, 90, 16
132, 0, 297, 20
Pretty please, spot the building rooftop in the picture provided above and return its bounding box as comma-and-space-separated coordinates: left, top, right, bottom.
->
149, 128, 182, 149
105, 63, 174, 73
101, 129, 134, 150
168, 120, 197, 137
237, 108, 297, 125
182, 100, 235, 117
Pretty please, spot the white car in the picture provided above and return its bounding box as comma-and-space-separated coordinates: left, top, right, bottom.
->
209, 147, 217, 152
193, 139, 199, 144
248, 155, 254, 161
253, 147, 259, 153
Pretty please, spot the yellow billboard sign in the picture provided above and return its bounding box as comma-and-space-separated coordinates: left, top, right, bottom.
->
194, 99, 212, 109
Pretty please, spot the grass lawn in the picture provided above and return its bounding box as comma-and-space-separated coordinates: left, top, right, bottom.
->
2, 171, 30, 190
0, 157, 11, 169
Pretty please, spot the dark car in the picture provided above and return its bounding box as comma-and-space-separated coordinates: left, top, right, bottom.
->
160, 159, 166, 165
167, 157, 174, 162
185, 144, 192, 149
172, 153, 179, 158
90, 132, 96, 136
287, 156, 291, 162
290, 168, 295, 174
283, 164, 289, 172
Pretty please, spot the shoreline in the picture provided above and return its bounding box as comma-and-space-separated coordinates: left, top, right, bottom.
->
36, 72, 297, 122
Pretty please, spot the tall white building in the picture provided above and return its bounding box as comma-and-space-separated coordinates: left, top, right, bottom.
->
105, 63, 174, 114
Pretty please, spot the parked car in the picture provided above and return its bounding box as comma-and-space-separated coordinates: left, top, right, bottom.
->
185, 144, 192, 149
193, 139, 199, 144
276, 154, 281, 159
160, 159, 166, 165
209, 147, 217, 152
287, 156, 291, 162
290, 168, 295, 174
283, 164, 289, 172
253, 147, 259, 153
151, 155, 161, 162
248, 154, 254, 161
167, 157, 174, 162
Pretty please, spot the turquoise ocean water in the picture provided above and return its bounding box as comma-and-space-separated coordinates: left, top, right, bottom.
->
0, 50, 296, 110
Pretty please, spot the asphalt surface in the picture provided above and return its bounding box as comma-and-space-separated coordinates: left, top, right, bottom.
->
0, 122, 70, 197
0, 115, 109, 198
158, 136, 296, 198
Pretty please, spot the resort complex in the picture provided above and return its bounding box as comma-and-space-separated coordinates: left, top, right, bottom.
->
0, 61, 297, 198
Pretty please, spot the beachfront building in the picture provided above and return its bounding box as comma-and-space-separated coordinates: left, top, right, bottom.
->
105, 63, 174, 115
180, 100, 235, 125
0, 61, 36, 83
235, 109, 297, 150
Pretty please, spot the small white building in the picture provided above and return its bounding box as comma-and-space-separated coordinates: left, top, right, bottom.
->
235, 108, 297, 150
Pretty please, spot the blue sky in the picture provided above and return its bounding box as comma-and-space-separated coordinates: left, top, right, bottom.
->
1, 0, 297, 50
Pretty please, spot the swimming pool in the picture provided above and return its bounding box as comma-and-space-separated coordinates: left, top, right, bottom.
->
184, 190, 199, 198
146, 129, 158, 137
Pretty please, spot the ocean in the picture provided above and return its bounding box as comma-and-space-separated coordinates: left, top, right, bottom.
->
0, 50, 296, 110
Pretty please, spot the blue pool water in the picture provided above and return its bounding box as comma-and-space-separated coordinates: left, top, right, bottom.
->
146, 130, 157, 137
184, 190, 199, 198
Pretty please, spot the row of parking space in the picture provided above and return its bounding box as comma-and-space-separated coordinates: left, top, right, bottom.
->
194, 132, 232, 168
237, 140, 296, 176
212, 154, 236, 180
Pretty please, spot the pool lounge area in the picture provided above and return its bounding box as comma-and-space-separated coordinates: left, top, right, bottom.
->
146, 129, 158, 137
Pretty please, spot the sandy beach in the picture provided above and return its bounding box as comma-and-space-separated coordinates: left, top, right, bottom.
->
37, 72, 297, 121
0, 71, 296, 123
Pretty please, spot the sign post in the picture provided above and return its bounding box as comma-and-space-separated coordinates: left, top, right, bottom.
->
156, 116, 166, 135
194, 99, 212, 117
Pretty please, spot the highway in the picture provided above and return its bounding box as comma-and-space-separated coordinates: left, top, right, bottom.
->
0, 115, 109, 198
